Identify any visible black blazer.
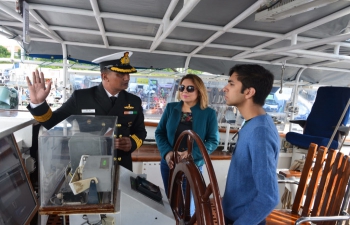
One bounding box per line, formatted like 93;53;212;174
27;83;147;171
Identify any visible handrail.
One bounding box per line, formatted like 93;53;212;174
145;120;238;133
295;215;350;225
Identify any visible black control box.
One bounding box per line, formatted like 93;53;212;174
130;176;162;202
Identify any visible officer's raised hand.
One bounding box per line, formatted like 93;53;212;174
26;69;51;104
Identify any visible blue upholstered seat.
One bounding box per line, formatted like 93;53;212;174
286;86;350;149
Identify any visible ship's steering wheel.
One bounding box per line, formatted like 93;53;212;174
168;130;225;225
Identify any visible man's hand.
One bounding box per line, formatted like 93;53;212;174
115;137;132;152
165;151;174;169
26;70;51;104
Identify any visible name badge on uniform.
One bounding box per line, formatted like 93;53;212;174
82;109;95;113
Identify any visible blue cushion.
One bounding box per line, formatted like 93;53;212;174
286;132;339;150
286;86;350;149
304;87;350;138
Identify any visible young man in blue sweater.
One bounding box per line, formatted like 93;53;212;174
222;64;280;225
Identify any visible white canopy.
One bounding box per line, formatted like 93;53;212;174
1;0;350;85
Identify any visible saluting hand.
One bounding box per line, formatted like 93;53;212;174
26;70;52;104
115;137;132;152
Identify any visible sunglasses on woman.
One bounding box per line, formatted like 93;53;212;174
179;85;195;93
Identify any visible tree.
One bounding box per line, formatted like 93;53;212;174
187;69;202;75
15;49;21;59
0;45;10;58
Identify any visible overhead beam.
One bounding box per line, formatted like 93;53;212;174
0;25;22;41
235;32;350;60
47;24;347;62
24;3;350;49
25;37;350;74
90;0;109;48
2;2;350;73
233;5;350;59
271;45;335;63
189;0;265;56
152;0;179;47
149;0;200;51
1;19;346;65
29;9;62;42
308;61;340;67
29;3;94;16
0;30;13;38
0;2;62;42
0;37;345;75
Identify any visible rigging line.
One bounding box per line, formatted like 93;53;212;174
38;61;47;67
68;62;76;68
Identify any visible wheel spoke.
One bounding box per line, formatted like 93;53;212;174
188;212;197;225
202;183;213;201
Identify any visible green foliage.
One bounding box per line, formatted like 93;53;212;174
15;49;21;59
0;45;10;58
187;69;202;75
158;68;203;74
26;56;63;69
25;57;94;69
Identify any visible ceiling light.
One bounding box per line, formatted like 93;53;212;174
255;0;343;22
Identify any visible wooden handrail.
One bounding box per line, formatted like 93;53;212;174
144;121;158;127
218;128;238;133
145;121;238;133
145;121;287;137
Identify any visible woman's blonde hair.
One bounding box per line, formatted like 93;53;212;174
176;74;208;109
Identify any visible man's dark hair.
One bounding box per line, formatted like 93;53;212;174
229;64;274;106
101;67;109;73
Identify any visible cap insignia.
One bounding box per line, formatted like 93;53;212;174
120;52;130;65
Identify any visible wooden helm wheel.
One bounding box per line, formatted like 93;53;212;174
168;130;224;225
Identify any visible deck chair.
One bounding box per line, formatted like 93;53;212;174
286;86;350;150
267;143;350;225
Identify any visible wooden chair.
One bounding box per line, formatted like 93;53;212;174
267;143;350;225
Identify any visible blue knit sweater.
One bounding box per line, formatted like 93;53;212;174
222;114;280;225
155;101;219;166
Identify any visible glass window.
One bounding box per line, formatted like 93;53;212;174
0;134;38;224
289;88;317;133
62;75;341;136
264;87;293;132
